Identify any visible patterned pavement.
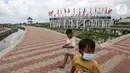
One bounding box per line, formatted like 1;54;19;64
0;26;130;73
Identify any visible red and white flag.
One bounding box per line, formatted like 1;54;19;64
105;7;108;14
64;8;67;13
48;12;50;16
54;14;56;17
86;14;89;16
107;8;112;14
95;8;97;14
89;8;92;15
76;14;78;16
48;10;53;16
60;10;63;17
68;8;70;13
78;8;81;16
90;8;92;13
98;8;101;14
73;8;75;16
83;8;86;14
82;8;86;16
57;9;59;14
101;8;104;14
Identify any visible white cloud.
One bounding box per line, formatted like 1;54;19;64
0;0;130;23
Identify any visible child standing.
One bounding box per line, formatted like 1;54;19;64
59;29;76;68
71;38;101;73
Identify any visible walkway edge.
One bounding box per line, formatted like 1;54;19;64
0;27;27;58
101;33;130;48
42;28;130;48
41;27;102;48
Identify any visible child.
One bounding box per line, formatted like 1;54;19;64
59;29;76;68
71;38;101;73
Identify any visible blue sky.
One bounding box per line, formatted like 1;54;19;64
3;0;9;4
0;0;130;24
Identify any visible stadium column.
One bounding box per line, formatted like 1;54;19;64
63;20;66;29
56;20;58;28
56;20;57;28
97;20;99;27
104;19;106;27
102;19;104;27
106;20;108;27
50;20;52;28
76;20;79;29
83;19;86;29
108;20;111;27
58;20;60;28
67;20;69;28
91;19;94;27
53;20;54;28
53;20;55;28
89;20;91;27
107;20;110;27
99;20;101;27
92;20;94;27
71;19;73;28
98;20;99;27
95;19;97;27
59;20;61;28
94;20;96;27
52;20;54;28
54;20;56;28
96;19;98;27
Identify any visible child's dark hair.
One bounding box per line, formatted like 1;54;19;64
66;29;73;34
78;38;95;52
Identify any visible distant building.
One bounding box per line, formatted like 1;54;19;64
49;16;113;29
115;18;130;25
118;19;130;23
27;17;33;24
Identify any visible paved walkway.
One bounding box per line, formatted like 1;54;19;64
0;26;130;73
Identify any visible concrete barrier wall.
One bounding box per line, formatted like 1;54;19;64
101;33;130;48
0;27;26;58
0;28;18;41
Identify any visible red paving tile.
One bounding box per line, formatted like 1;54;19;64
105;46;130;56
5;41;64;57
117;43;130;47
1;47;64;64
96;50;118;64
0;26;130;73
17;38;66;47
28;61;62;73
109;58;130;73
0;53;64;73
114;44;130;51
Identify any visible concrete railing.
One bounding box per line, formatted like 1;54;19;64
0;27;26;58
42;28;102;48
101;33;130;48
46;28;130;49
0;28;18;41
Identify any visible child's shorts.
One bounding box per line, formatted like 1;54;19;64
65;48;75;55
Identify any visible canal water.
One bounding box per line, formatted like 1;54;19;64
0;29;24;52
